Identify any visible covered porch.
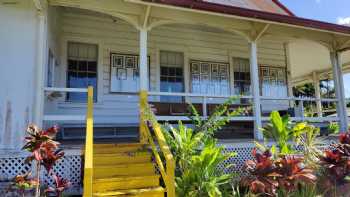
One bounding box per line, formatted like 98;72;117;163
41;0;350;142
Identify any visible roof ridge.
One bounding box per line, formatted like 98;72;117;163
271;0;295;16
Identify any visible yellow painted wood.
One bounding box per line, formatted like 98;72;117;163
84;86;94;197
139;90;148;144
94;143;147;154
144;125;175;197
93;152;151;166
93;163;155;179
139;90;176;197
93;175;160;192
93;187;164;197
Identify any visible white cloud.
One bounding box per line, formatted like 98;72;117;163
315;0;321;3
337;17;350;26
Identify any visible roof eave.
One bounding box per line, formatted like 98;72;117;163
140;0;350;36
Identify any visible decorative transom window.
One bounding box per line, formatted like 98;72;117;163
260;66;287;97
190;60;230;95
66;42;98;102
110;53;141;93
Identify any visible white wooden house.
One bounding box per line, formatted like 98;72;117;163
1;0;350;194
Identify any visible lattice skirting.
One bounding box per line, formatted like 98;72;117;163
0;141;334;195
0;151;82;196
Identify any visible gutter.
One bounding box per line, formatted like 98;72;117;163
135;0;350;36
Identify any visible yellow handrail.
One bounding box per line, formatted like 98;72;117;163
83;86;94;197
140;93;175;197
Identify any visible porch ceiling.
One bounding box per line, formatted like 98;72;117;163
49;0;350;82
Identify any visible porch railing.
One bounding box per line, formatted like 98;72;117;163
43;87;94;196
147;91;339;122
140;97;175;197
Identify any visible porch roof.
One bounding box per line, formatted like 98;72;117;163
141;0;350;36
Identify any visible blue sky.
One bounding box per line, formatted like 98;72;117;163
280;0;350;97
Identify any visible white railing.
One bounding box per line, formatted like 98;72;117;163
43;87;89;121
148;91;253;120
148;92;340;122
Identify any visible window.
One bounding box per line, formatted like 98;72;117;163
47;50;55;87
260;66;287;97
66;42;98;102
110;53;146;93
160;51;184;102
233;58;251;95
190;60;230;95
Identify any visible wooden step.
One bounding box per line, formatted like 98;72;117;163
94;151;151;166
93;175;160;193
94;143;148;154
93;187;164;197
93;163;156;179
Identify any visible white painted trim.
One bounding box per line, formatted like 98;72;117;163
249;41;263;140
313;72;322;117
34;12;48;127
331;51;348;132
43;115;86;121
139;29;149;91
44;87;88;93
148;91;253;99
155;116;255;121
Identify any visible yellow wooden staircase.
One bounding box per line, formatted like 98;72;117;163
82;88;175;197
92;143;164;196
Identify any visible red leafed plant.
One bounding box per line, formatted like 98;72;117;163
319;132;350;185
45;175;71;197
9;124;70;197
241;148;316;196
274;155;316;193
8;172;38;197
240;149;280;195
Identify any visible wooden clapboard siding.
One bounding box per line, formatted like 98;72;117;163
49;8;288;124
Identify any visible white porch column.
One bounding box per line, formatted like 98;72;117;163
139;28;148;144
34;12;47;127
330;51;348;132
139;29;149;91
250;42;263;140
312;72;322;117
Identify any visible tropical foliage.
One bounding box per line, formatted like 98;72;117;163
145;97;240;197
8;124;70;197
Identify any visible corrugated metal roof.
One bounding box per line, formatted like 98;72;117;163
203;0;293;16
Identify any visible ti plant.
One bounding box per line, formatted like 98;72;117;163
9;124;70;197
319;132;350;187
241;148;316;197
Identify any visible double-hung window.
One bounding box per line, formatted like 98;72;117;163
66;42;98;102
233;58;251;95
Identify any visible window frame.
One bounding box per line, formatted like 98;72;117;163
66;42;98;102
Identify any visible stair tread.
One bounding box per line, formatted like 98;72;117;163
94;175;160;182
94;151;151;157
93;187;164;196
94;162;154;168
